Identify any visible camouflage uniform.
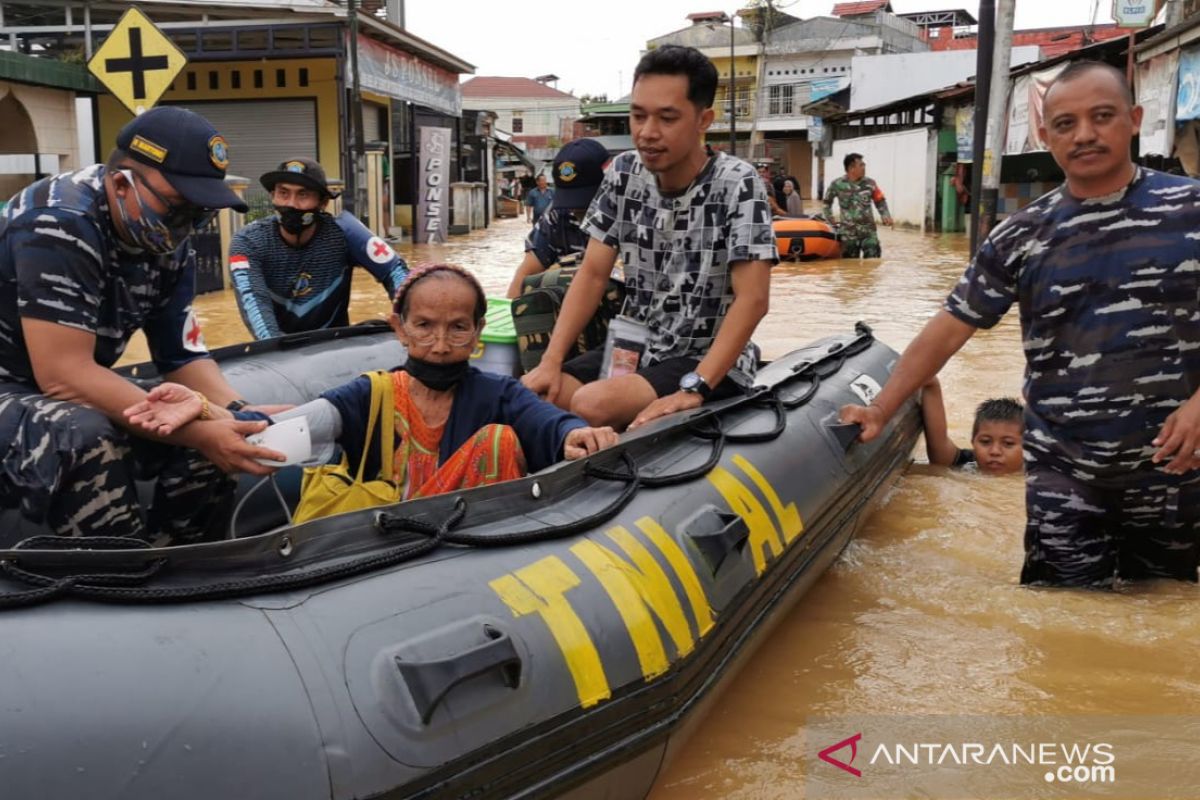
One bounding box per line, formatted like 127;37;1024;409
945;168;1200;587
822;176;891;258
0;166;235;543
0;388;233;542
523;207;590;269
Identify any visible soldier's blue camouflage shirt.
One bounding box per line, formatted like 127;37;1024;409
524;208;589;269
0;165;208;388
945;167;1200;484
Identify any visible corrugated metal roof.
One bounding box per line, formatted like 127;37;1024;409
461;77;577;100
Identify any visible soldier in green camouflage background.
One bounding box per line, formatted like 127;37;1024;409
821;152;893;258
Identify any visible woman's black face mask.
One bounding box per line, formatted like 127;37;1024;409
403;355;470;392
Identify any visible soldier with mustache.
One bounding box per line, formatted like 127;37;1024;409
842;61;1200;589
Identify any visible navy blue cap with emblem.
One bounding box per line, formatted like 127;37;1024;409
551;137;610;210
116;106;248;213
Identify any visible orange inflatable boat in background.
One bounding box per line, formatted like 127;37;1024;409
773;217;841;261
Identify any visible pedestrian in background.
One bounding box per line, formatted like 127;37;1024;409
822;152;893;257
525;173;555;226
782;179;803;216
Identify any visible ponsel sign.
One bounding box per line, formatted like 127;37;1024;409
416;126;451;244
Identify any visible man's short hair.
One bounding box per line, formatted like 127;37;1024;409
633;45;718;109
972;397;1024;437
1045;60;1133;108
843;152;863;172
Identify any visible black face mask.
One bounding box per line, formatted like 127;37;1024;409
404;356;470;392
274;205;318;235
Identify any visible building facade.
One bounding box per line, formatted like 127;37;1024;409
1;0;473;242
0;50;94;203
461;77;581;164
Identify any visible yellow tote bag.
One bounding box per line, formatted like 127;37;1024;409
293;370;401;523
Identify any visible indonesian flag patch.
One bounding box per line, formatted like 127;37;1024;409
182;308;207;353
230;254;250;271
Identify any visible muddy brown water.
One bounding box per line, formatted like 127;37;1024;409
123;216;1200;798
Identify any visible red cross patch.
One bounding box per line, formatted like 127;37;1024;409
366;236;394;264
182;308;207;353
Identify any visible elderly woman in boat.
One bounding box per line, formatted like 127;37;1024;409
125;264;617;508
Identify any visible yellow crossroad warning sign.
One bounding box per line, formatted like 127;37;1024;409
88;6;187;116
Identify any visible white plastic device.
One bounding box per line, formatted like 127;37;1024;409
245;416;313;467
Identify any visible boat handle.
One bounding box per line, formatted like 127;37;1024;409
685;505;751;574
826;422;862;453
394;623;522;725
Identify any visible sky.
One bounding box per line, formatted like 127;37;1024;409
405;0;1120;100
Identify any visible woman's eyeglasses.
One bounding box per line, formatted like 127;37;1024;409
402;319;476;347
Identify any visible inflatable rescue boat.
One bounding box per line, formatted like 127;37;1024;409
0;304;918;800
773;216;841;261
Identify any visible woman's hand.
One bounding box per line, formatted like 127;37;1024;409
564;426;618;460
124;382;205;436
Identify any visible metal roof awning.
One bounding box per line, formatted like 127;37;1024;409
800;86;850;118
493;139;538;172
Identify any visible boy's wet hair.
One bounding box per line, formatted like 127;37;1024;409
393;263;487;324
972;397;1024;438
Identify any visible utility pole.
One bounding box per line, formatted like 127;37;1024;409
978;0;1015;244
347;0;365;217
968;0;995;256
729;14;737;157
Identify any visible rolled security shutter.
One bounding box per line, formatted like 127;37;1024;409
363;102;387;144
168;100;318;184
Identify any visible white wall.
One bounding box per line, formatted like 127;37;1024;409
75;97;95;165
850;46;1041;111
821;128;934;230
0;81;81;200
2;82;81;170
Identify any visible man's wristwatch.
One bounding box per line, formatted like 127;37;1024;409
678;371;712;401
226;399;249;412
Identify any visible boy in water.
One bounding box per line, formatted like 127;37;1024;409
920;377;1023;474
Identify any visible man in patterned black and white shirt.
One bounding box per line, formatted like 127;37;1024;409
521;45;776;431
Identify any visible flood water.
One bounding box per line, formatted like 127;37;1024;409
127;215;1200;798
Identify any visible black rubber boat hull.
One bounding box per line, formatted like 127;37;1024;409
0;324;919;800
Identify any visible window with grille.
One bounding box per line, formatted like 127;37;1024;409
768;84;794;116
